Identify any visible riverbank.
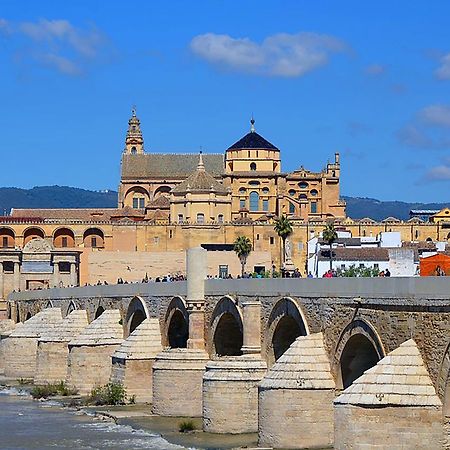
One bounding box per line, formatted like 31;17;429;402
0;379;259;450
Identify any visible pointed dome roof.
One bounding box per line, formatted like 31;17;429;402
227;118;278;151
259;333;335;390
39;310;89;343
69;309;123;346
335;339;441;407
172;153;229;195
113;318;162;360
10;308;62;338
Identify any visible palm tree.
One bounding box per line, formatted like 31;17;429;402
274;215;293;266
233;236;252;277
322;222;338;271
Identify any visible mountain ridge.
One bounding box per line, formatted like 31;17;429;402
0;186;447;221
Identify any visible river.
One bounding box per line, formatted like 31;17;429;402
0;388;189;450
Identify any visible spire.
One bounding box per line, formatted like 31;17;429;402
197;151;205;172
124;106;144;154
250;115;255;133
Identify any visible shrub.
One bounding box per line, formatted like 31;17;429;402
178;419;195;433
31;381;78;399
88;382;127;406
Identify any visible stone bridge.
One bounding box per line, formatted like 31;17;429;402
2;247;450;449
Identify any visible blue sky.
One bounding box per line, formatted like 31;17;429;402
1;0;450;202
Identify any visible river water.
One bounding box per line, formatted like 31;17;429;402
0;388;190;450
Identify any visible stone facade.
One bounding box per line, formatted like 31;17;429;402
152;348;209;417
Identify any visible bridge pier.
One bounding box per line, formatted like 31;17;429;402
35;310;89;385
152;247;209;416
258;333;335;449
203;299;267;433
334;339;443;449
66;309;123;395
0;319;18;375
3;308;62;379
110;318;162;403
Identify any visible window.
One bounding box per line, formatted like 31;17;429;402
218;214;224;223
270;236;274;245
249;191;259;211
250;162;257;171
131;146;137;154
133;197;139;208
240;199;246;209
59;262;70;273
91;237;97;248
256;234;260;240
299;194;307;200
219;265;228;279
262;187;269;194
2;237;8;248
197;213;205;224
133;197;145;208
262;199;269;211
310;189;318;196
249;180;260;186
374;263;379;270
238;187;246;194
3;261;14;273
178;214;183;223
415;230;419;239
289;202;295;214
298;181;309;189
288;189;296;196
311;201;317;214
62;237;68;248
169;230;173;238
139;198;145;208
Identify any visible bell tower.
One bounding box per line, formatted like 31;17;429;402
124;106;144;155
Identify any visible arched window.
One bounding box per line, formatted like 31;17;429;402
262;187;269;194
299;194;307;200
131;146;137;154
250;162;257;171
218;214;224;223
23;227;45;245
289;202;295;214
196;213;205;224
53;228;75;248
249;191;259;211
0;228;15;248
310;189;318;196
238;187;246;194
298;181;309;189
83;228;105;248
288;189;296;197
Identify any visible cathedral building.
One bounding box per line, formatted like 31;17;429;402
118;109;346;223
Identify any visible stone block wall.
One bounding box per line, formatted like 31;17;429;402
258;388;335;449
334;404;443;450
3;336;38;379
35;341;70;385
67;344;121;395
110;358;153;403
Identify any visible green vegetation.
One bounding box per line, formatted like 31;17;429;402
233;236;252;277
31;381;78;399
178;419;195;433
336;265;380;278
322;222;338;270
88;382;127;406
274;215;292;265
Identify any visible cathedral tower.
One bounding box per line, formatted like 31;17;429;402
124;107;144;155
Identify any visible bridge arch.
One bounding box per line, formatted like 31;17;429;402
210;296;243;357
44;300;54;309
334;318;385;389
266;297;309;366
164;296;188;348
125;296;149;337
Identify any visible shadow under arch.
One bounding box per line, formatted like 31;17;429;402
266;297;309;366
165;296;188;348
44;300;54;309
66;300;77;317
25;311;32;321
126;296;149;337
210;296;243;357
334;318;385;389
94;305;105;320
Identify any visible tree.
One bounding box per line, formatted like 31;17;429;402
233;236;252;277
274;215;293;266
322;222;338;271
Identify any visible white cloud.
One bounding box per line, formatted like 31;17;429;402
1;18;105;76
424;164;450;181
420;104;450;128
435;53;450;80
190;32;346;77
396;124;433;148
364;64;386;76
